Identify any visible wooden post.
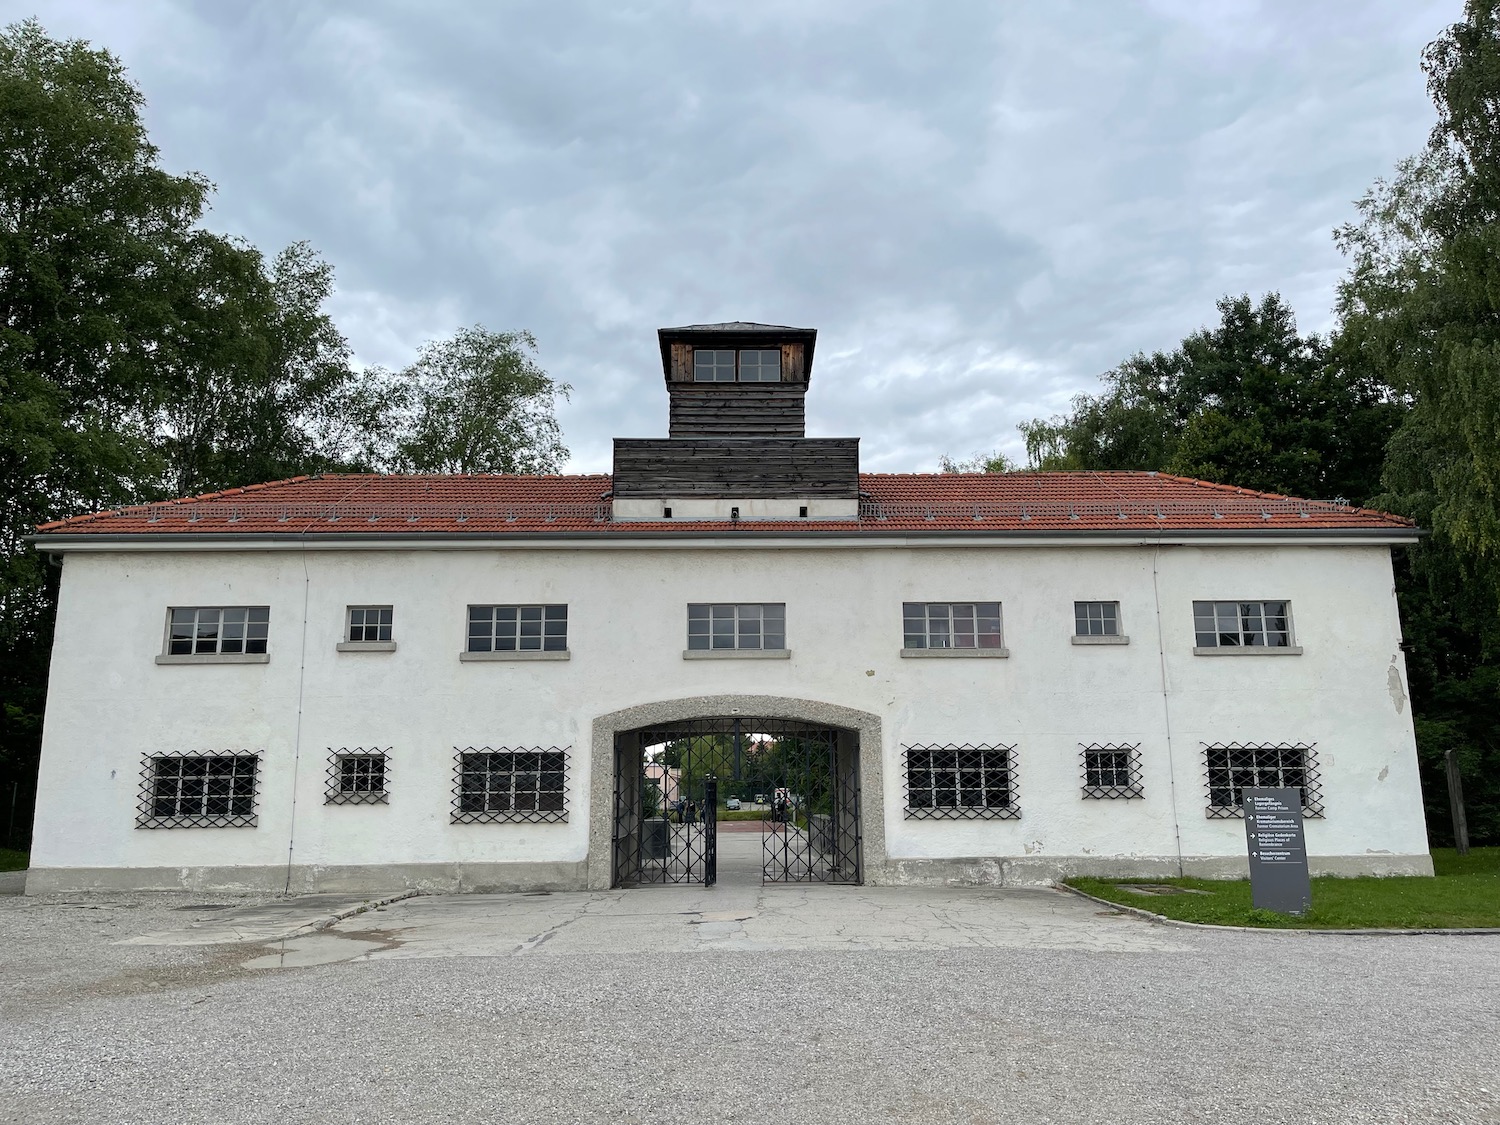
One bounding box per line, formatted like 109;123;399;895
1445;747;1470;856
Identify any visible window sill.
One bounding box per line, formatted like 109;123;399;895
899;648;1009;659
460;650;571;662
336;641;397;653
155;653;269;665
682;649;791;660
1193;646;1303;657
1072;635;1129;646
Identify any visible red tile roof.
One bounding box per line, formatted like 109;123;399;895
32;471;1414;537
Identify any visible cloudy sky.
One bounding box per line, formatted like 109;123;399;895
21;0;1464;471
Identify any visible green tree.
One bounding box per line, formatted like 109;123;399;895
150;238;376;495
1333;0;1500;844
1017;293;1399;505
387;326;570;474
940;450;1018;473
0;19;216;842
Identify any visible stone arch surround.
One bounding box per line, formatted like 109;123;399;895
587;695;886;890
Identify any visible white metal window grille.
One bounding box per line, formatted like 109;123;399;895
325;748;390;805
137;753;259;828
902;602;1003;650
693;349;737;381
1204;743;1323;818
467;605;568;652
687;603;786;650
1081;743;1143;798
902;744;1019;819
1074;601;1120;637
737;349;781;381
1193;601;1291;648
346;606;392;643
166;607;269;655
452;748;569;824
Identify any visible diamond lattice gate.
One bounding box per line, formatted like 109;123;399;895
611;717;862;887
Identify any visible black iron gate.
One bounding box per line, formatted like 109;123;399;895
611;717;862;887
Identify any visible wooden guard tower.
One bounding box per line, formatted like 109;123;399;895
611;322;860;520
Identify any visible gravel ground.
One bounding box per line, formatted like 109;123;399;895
1;891;1497;1125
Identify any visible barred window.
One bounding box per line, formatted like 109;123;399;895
468;605;568;652
1081;743;1142;798
903;744;1019;819
1074;601;1120;637
902;603;1003;650
1193;601;1291;648
452;748;569;824
346;606;393;643
166;607;269;656
326;748;390;805
1204;743;1323;818
137;753;259;828
687;603;785;651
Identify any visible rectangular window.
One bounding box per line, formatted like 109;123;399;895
902;744;1019;819
166;607;269;656
687;603;785;651
738;349;781;381
325;748;390;805
1081;743;1143;799
346;606;393;643
452;748;569;824
902;602;1003;650
137;753;259;828
693;349;737;382
1204;743;1323;818
468;605;568;652
692;348;782;382
1074;601;1120;637
1193;601;1291;648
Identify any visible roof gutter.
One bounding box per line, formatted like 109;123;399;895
27;526;1424;552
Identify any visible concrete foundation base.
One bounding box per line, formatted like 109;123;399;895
872;852;1436;886
24;861;590;896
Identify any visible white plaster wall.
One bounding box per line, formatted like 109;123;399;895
31;540;1428;876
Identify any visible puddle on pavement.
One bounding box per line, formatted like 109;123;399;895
239;927;406;971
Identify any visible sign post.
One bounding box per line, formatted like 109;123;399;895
1242;787;1311;915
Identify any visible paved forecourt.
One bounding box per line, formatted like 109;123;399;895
0;879;1496;1125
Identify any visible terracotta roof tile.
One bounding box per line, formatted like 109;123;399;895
32;471;1414;537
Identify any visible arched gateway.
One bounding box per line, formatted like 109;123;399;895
586;696;886;890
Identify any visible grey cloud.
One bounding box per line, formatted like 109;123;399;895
34;0;1462;470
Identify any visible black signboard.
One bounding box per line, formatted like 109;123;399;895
1242;787;1312;915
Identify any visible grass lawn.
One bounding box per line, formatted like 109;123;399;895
0;848;28;872
1067;847;1500;929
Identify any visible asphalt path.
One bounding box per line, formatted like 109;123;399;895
0;873;1495;1125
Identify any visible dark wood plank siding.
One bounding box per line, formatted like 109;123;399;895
613;438;859;497
780;343;804;383
668;343;694;383
667;384;806;437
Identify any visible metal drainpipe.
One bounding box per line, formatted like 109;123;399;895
1151;538;1187;878
283;538;312;895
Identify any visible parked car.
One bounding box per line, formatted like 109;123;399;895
725;798;742;811
753;794;766;804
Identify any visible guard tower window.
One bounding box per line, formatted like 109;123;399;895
694;349;735;381
738;349;781;381
693;348;781;382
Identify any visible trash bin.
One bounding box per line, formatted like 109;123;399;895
642;816;670;861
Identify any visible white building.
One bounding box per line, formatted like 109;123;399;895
26;323;1430;893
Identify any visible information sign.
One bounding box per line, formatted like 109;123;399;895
1242;787;1311;915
